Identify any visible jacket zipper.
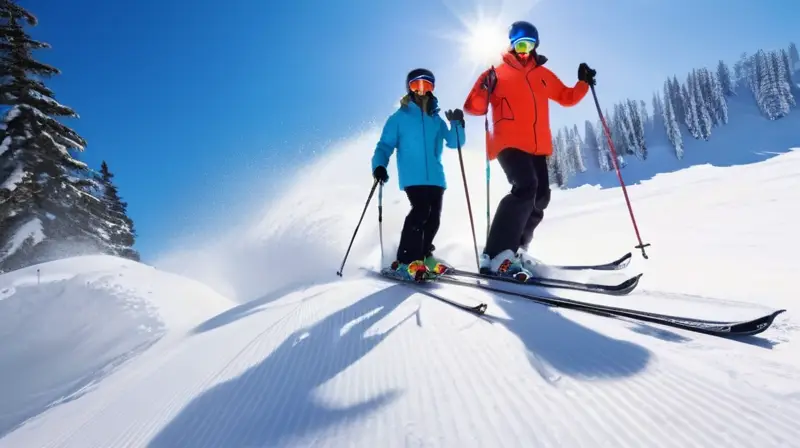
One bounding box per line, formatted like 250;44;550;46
420;107;429;181
524;66;539;154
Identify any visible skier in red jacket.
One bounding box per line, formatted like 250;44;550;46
463;21;596;280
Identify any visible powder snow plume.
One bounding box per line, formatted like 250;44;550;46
153;124;521;303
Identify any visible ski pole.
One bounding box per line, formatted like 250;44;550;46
378;181;384;266
336;178;380;276
455;122;480;270
484;73;493;241
589;84;651;259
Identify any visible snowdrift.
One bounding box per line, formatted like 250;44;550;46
0;255;233;437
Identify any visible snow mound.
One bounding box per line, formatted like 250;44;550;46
0;255;234;437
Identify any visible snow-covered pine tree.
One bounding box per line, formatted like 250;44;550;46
698;68;720;127
554;128;575;182
681;79;700;139
598;114;626;169
93;161;139;261
757;50;791;119
716;60;735;96
710;71;729;125
570;124;586;172
789;42;799;72
772;50;796;108
626;99;647;159
584;120;608;171
0;1;95;271
691;70;712;139
547;137;565;187
749;51;765;107
639;100;649;129
670;76;686;124
733;54;745;87
613;103;636;155
661;81;684;159
781;48;800;98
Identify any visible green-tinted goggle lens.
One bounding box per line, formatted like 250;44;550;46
513;38;536;54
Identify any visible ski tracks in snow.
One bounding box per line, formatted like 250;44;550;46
3;278;800;447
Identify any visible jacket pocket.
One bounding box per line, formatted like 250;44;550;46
492;97;515;125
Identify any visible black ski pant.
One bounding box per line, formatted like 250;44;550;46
483;148;551;259
396;185;445;264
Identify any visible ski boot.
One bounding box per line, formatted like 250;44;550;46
516;248;547;276
480;249;533;282
423;254;451;279
388;259;429;282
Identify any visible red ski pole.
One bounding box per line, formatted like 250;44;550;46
589;84;651;259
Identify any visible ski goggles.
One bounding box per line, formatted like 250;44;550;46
512;37;537;54
408;77;434;95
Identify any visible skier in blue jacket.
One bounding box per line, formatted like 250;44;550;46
371;68;466;281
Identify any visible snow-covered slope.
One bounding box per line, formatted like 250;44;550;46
1;138;798;447
0;256;233;438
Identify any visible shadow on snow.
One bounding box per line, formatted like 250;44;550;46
149;284;416;448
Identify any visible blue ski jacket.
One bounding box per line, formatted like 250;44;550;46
371;94;466;190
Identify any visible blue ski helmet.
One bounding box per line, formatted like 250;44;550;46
508;21;539;48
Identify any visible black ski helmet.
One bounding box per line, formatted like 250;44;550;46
508;21;539;48
406;68;435;92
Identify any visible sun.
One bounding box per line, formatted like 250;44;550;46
436;10;510;73
460;18;509;69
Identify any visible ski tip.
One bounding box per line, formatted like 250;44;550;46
615;273;643;289
770;309;787;319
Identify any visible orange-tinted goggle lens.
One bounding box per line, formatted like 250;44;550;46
409;78;434;94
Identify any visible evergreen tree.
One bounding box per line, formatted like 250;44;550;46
692;70;712;139
772;50;796;108
547;137;565;187
584;120;607;171
0;1;94;271
570;124;586;172
554;128;574;181
670;76;686;124
681;80;700;138
710;71;729;125
716;60;735;96
93;161;139;261
626;99;647;159
661;81;684;159
789;42;799;72
757;50;791;119
697;68;719;127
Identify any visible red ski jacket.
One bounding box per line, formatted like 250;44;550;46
464;51;589;160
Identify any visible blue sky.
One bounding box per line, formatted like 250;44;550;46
26;0;798;260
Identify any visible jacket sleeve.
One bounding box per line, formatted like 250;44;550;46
541;67;590;107
463;69;491;116
371;112;399;171
440;116;466;149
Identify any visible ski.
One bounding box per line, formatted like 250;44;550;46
444;268;643;296
547;252;633;271
436;275;785;337
366;268;488;315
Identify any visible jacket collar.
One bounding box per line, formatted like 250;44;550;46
400;92;440;115
502;50;548;71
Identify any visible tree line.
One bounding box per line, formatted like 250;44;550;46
0;0;138;273
547;42;800;185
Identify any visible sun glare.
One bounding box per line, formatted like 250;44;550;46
461;18;508;68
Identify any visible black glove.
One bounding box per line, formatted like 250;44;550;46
578;63;596;86
373;165;388;183
445;108;465;128
480;67;497;94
